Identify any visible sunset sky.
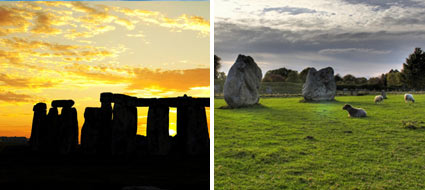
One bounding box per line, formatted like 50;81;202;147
215;0;425;78
0;1;210;138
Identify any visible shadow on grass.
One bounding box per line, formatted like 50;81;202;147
299;99;342;104
218;103;270;110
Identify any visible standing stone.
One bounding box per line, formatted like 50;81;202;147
46;107;60;152
176;105;209;156
147;105;170;155
302;67;336;101
30;103;47;151
111;103;137;156
100;92;113;154
223;54;262;108
381;90;387;99
81;107;102;154
59;107;78;154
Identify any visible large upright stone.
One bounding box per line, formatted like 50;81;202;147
223;54;262;108
46;107;60;152
100;92;113;154
111;103;137;156
30;103;47;151
81;107;102;154
302;67;336;101
59;107;78;154
147;105;170;155
176;105;209;156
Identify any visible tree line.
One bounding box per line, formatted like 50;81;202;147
214;48;425;90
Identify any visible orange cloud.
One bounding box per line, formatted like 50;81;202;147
0;90;34;102
31;12;61;34
128;68;210;91
0;74;58;89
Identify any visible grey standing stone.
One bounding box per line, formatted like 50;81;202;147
381;90;387;99
100;92;113;154
147;105;170;155
223;54;262;108
302;67;336;101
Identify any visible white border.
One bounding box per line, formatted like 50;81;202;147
209;0;214;189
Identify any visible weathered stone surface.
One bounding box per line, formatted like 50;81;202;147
223;54;262;108
51;100;74;108
147;105;170;155
81;107;102;154
30;103;47;151
302;67;336;101
111;103;137;156
58;107;78;154
176;105;209;156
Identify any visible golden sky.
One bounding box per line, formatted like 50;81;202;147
0;1;210;138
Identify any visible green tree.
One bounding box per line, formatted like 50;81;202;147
401;47;425;89
342;74;356;85
386;71;402;88
299;67;312;82
286;71;300;83
214;55;221;79
334;74;343;83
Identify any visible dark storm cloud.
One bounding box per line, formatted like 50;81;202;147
263;6;317;15
215;22;425;77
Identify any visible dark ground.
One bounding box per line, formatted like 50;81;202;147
0;144;209;190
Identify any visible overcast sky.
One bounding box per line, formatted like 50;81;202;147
215;0;425;78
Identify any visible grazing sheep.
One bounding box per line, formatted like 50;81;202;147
374;95;384;104
404;94;415;103
342;104;367;117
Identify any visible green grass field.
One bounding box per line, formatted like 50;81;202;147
215;94;425;190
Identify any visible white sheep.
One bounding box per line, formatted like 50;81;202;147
404;94;415;103
374;95;384;104
342;104;367;117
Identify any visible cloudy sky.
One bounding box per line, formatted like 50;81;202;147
215;0;425;78
0;1;209;137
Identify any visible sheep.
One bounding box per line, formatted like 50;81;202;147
342;104;367;117
404;93;415;103
374;95;384;104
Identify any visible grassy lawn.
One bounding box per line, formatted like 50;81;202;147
215;94;425;190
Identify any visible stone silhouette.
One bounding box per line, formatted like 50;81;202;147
111;94;138;156
31;93;210;157
81;108;102;154
302;67;336;101
147;105;170;155
223;54;262;108
30;103;47;151
30;100;78;154
52;100;79;154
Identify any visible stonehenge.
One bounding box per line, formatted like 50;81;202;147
29;100;78;154
31;93;210;157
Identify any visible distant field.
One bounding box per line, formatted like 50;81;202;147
215;94;425;189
